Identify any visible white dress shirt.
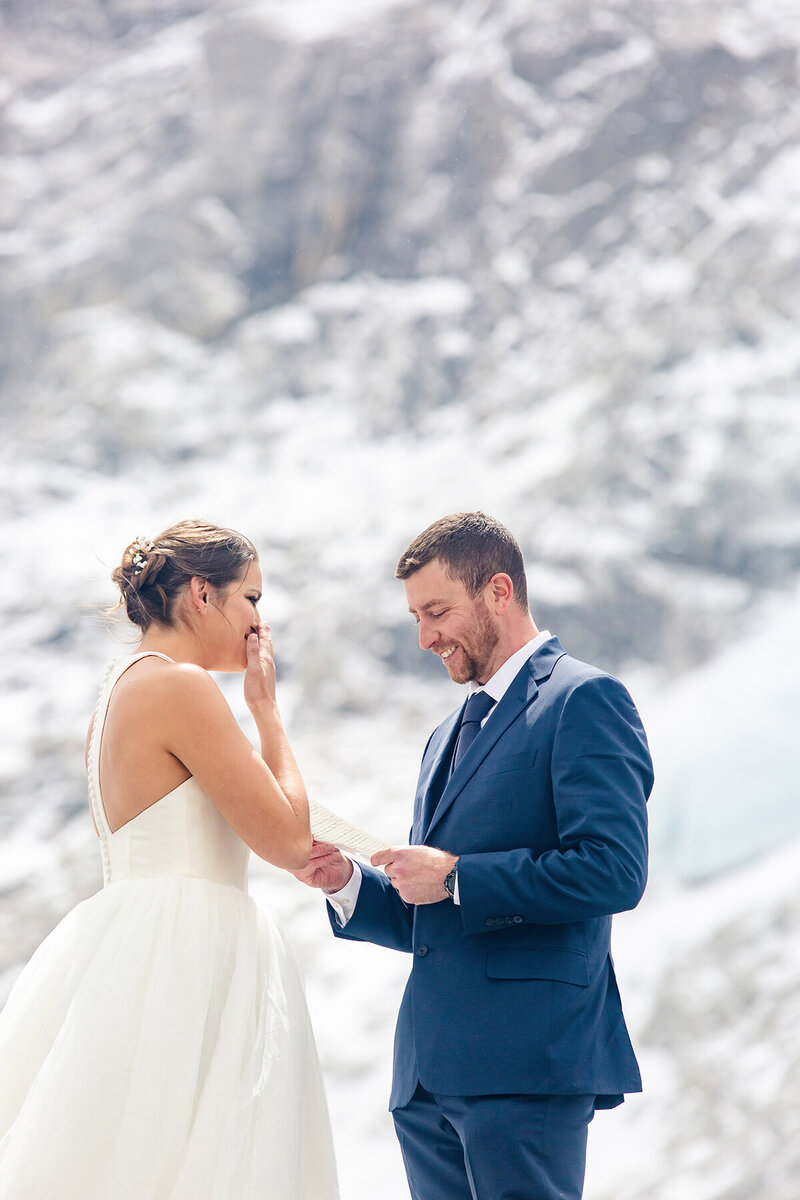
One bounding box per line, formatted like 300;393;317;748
326;631;552;923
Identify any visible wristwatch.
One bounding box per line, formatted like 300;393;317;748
443;864;458;899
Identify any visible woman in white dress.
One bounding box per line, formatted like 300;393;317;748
0;519;338;1200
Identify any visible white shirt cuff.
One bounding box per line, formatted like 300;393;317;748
325;859;362;926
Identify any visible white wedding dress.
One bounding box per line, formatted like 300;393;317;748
0;653;339;1200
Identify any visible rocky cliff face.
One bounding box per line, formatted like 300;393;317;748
2;3;800;1197
3;0;800;676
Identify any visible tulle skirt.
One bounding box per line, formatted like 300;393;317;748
0;877;338;1199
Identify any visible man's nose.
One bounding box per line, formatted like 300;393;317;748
418;620;436;651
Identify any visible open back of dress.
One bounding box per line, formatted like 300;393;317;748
0;654;338;1200
89;653;249;890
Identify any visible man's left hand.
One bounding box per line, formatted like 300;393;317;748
371;845;457;905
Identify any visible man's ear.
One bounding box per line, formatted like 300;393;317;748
486;573;514;614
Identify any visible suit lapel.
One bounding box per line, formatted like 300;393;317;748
423;637;566;841
412;706;463;843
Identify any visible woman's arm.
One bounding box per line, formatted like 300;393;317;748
153;628;312;869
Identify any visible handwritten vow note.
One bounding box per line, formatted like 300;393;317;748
309;798;391;859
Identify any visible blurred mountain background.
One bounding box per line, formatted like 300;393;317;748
2;0;799;1195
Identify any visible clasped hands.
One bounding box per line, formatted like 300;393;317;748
292;841;457;905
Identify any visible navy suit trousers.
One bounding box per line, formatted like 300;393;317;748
393;1084;596;1200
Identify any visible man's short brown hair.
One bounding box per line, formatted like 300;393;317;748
395;512;529;610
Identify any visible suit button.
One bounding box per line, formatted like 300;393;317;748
415;944;429;957
513;916;523;924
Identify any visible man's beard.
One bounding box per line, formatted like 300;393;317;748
447;603;499;685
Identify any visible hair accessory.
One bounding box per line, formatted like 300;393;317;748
128;538;156;575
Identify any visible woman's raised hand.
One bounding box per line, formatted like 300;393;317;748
244;623;277;715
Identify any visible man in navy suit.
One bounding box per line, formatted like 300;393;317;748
295;512;653;1199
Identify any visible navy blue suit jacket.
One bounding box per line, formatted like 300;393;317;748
329;637;653;1110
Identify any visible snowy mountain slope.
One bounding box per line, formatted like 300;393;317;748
585;833;800;1200
3;1;800;1196
3;0;800;839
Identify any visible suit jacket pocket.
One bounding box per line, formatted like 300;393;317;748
486;946;589;987
474;749;538;780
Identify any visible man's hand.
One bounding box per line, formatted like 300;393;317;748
371;845;457;905
291;841;354;892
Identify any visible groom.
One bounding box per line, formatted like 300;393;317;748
295;512;653;1199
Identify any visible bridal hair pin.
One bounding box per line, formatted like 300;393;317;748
128;538;156;575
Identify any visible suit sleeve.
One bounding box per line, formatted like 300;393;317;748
327;861;415;952
456;674;653;933
327;725;442;953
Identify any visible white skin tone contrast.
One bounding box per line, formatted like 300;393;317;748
293;556;538;904
86;559;313;870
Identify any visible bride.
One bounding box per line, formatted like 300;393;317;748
0;519;339;1199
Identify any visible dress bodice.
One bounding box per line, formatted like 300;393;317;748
88;653;249;891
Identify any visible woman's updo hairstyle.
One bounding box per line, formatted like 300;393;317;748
111;519;258;632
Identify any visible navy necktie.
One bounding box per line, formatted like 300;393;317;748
453;691;496;770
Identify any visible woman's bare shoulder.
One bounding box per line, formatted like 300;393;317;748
119;655;215;692
103;658;230;734
136;658;238;729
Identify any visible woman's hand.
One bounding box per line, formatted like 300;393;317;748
243;623;277;715
291;841;354;892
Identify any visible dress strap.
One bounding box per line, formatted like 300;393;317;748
87;652;174;883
